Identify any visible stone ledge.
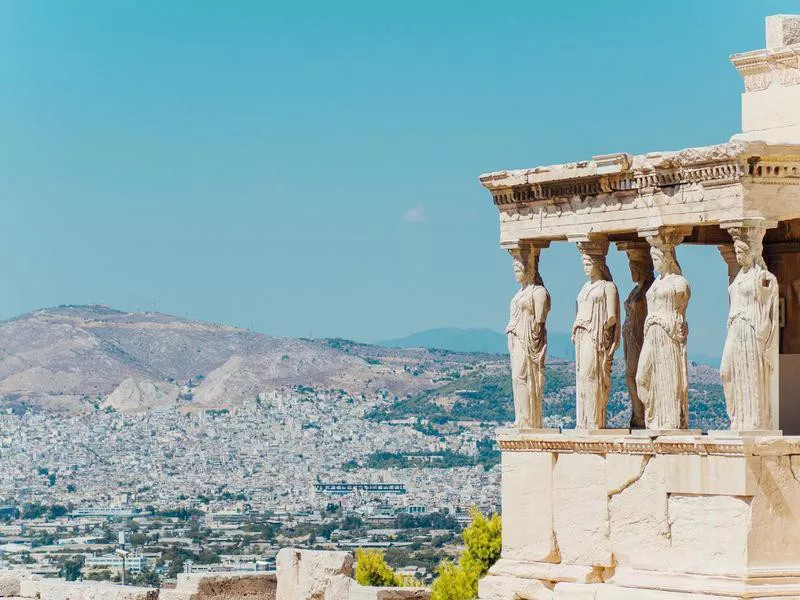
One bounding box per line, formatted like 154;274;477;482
608;566;800;597
488;559;603;584
479;568;800;599
496;431;800;457
18;578;158;600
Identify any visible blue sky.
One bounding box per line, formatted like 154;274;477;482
0;1;795;358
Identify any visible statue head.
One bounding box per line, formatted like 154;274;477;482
728;227;766;270
627;251;654;285
577;239;612;282
647;233;683;276
510;246;542;286
733;239;754;269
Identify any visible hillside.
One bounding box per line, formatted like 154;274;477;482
0;305;728;429
0;306;483;414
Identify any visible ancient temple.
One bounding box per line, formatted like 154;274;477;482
479;15;800;600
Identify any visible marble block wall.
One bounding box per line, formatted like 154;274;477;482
481;431;800;599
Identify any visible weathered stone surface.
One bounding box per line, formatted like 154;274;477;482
174;572;277;600
323;575;353;600
668;494;751;577
277;549;353;600
664;454;759;496
608;456;670;572
749;455;800;569
594;587;729;600
18;579;158;600
489;559;602;584
605;453;647;495
277;549;301;600
351;586;429;600
553;453;612;566
478;575;553;600
766;14;800;48
551;583;600;600
501;452;558;563
323;575;429;600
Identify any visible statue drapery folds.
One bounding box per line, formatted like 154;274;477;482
572;239;620;429
506;244;551;429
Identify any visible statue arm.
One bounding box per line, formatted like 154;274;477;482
532;287;550;324
762;273;779;353
677;278;691;340
529;288;549;360
604;284;618;329
604;284;620;354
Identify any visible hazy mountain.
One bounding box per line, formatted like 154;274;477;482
377;327;576;360
0;305;484;415
0;306;724;427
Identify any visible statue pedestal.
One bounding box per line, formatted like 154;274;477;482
482;431;800;599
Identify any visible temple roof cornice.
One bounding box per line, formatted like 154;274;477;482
480;140;800;204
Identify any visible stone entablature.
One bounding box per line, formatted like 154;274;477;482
732;43;800;93
480;140;800;246
496;430;800;457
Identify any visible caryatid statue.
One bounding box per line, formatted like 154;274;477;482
636;229;691;430
506;243;551;429
617;242;655;429
572;238;619;429
720;227;779;430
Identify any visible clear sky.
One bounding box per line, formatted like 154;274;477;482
0;1;795;358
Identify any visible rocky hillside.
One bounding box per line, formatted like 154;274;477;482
0;305;728;429
0;305;486;415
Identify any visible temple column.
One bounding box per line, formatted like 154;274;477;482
720;223;781;431
763;242;800;434
636;226;692;430
504;240;552;430
568;234;620;430
615;242;654;428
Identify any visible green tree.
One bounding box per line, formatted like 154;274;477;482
430;508;501;600
354;549;419;587
355;549;398;587
130;569;160;587
60;556;84;581
429;561;474;600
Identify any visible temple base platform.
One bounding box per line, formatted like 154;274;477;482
482;430;800;600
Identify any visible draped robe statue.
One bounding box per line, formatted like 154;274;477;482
572;246;619;429
720;230;779;430
620;248;654;428
506;247;551;429
636;240;690;430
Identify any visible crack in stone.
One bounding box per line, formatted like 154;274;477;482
789;455;800;487
607;455;652;499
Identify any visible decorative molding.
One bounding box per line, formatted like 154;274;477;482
496;433;800;457
731;46;800;93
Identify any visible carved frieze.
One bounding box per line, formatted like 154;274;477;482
496;433;800;457
481;141;800;244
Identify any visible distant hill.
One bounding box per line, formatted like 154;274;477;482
377;327;576;360
0;306;723;427
0;305;483;415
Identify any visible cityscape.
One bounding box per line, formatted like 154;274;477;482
0;386;499;583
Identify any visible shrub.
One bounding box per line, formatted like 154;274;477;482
354;549;420;587
430;508;501;600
